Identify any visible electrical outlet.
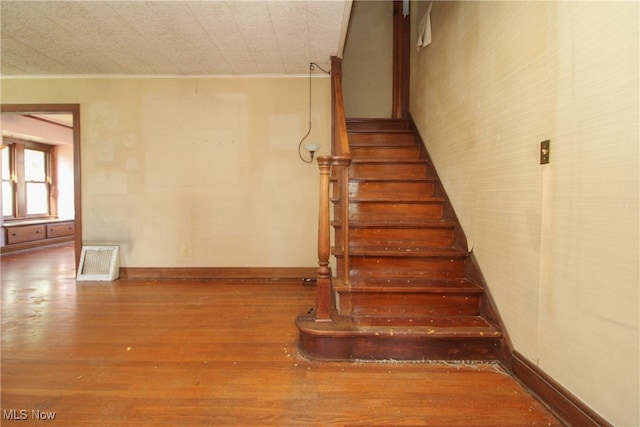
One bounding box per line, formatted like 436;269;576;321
540;140;550;164
180;246;189;257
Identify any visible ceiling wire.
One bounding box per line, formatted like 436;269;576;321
298;62;330;163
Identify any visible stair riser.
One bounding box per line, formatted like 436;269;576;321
346;181;435;200
350;202;443;221
347;119;411;132
349;133;415;146
349;164;428;180
346;257;466;279
351;146;421;160
345;227;455;247
337;292;481;317
298;333;501;361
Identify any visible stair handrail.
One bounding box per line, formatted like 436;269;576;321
330;57;350;158
330;57;352;289
314;57;351;322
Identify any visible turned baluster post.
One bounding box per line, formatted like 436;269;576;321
331;157;351;285
315;156;332;322
342;166;350;285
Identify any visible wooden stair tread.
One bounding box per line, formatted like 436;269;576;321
355;316;501;334
332;177;434;183
350;243;464;254
332;198;444;204
346;196;436;202
334;244;466;256
337;246;467;258
298;315;501;338
348;177;435;182
334;219;454;228
346;198;445;204
351;158;425;164
348;163;430;180
334;278;483;293
350;142;416;147
349;131;416;137
347;129;414;135
346;118;411;131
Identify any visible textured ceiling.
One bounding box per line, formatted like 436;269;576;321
0;0;352;76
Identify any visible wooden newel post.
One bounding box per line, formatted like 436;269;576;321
315;156;332;322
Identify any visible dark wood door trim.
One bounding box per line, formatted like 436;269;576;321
1;104;82;269
392;0;411;119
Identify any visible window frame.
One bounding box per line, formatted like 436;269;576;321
2;137;57;221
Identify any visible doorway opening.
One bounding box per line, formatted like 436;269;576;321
1;104;82;269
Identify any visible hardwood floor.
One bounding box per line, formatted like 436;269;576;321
1;245;560;426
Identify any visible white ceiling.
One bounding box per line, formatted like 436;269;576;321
0;0;352;76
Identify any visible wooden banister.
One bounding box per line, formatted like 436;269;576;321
331;58;350;158
314;57;351;322
331;58;351;287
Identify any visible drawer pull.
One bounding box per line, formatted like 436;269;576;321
11;233;17;236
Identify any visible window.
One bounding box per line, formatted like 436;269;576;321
2;138;55;220
24;148;49;215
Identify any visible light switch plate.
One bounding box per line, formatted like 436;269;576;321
540;140;550;164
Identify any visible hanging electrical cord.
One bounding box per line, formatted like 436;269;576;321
298;62;330;163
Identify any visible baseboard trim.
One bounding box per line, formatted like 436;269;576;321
464;251;515;370
119;267;318;280
511;351;612;427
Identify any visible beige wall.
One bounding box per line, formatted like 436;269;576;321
410;1;639;425
342;0;393;118
1;76;330;267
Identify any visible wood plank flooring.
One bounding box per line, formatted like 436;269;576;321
1;244;560;426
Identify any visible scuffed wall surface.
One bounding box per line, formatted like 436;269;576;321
2;77;330;268
410;1;639;425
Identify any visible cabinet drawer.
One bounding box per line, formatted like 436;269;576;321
47;222;75;238
6;225;46;244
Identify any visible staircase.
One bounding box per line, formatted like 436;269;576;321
296;119;504;361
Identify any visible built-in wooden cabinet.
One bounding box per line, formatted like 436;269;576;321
2;220;75;253
6;224;46;244
46;222;75;239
